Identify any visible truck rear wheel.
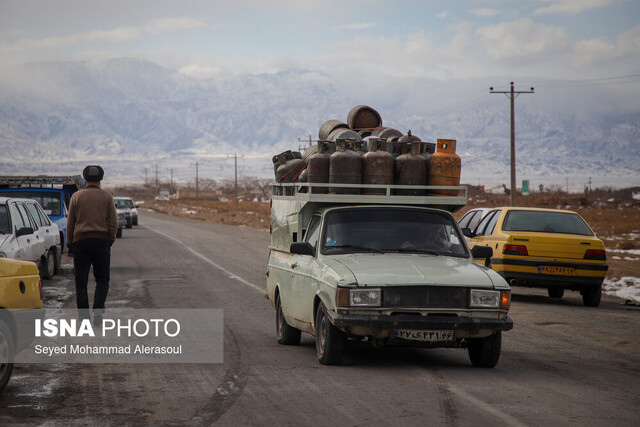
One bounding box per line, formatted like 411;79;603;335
116;228;122;238
0;320;15;392
276;295;301;345
315;302;346;365
468;331;501;368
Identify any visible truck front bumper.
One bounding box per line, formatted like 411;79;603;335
326;310;513;339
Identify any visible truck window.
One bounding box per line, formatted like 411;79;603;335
0;191;62;216
304;215;322;249
322;208;468;256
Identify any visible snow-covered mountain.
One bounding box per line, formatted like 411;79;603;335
1;58;638;190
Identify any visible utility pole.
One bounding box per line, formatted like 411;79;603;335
227;153;244;210
169;168;174;194
154;164;159;195
490;82;534;207
191;161;199;204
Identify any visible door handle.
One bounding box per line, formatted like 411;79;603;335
291;262;298;269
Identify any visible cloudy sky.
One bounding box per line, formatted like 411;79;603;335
1;0;639;83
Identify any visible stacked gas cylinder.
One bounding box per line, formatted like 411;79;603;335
273;105;461;196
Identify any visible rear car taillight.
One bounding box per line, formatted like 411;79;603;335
584;249;606;260
503;244;528;256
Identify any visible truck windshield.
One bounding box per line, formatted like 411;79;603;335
321;208;468;257
0;191;62;216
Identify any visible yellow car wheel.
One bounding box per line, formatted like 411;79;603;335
0;319;15;392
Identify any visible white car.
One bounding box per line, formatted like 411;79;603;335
114;196;138;226
0;197;48;278
20;199;62;279
457;208;492;234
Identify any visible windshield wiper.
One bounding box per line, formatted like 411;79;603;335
324;244;385;253
382;248;440;255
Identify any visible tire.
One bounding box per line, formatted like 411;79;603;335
582;285;602;307
315;302;346;365
133;217;138;226
126;218;133;229
276;295;301;345
42;249;55;280
116;227;122;238
548;287;565;299
54;247;62;274
468;331;502;368
0;319;15;392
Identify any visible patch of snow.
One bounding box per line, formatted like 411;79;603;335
603;277;640;303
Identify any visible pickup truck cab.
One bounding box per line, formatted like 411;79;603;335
267;183;512;367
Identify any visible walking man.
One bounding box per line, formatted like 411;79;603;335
67;165;118;326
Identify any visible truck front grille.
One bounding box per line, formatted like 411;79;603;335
383;286;468;310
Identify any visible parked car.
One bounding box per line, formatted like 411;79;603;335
20;199;62;279
0;257;44;392
457;208;492;234
0;197;48;276
464;207;608;307
114;198;133;229
114;204;126;238
114;197;138;226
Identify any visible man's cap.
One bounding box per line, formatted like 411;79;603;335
83;165;104;182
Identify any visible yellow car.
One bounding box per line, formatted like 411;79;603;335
0;257;43;391
463;207;608;307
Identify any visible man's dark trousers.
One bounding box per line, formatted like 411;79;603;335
72;238;111;309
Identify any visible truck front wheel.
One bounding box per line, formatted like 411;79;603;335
315;302;346;365
276;295;301;345
468;331;501;368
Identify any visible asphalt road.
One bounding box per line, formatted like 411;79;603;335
1;209;638;426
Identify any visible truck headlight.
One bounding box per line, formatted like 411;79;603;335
347;288;381;307
470;289;501;308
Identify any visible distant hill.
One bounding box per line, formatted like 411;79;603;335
1;57;638;189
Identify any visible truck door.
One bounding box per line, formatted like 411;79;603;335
289;215;322;324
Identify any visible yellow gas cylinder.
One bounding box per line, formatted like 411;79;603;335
428;139;461;196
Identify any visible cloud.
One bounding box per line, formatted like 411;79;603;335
469;8;502;17
332;23;376;31
4;17;206;52
534;0;619;15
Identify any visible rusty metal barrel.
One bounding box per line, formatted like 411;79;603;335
276;151;303;183
394;141;427;195
308;140;331;194
327;128;362;142
347;105;382;130
329;139;362;194
319;119;349;141
363;137;394;195
428;139;461;196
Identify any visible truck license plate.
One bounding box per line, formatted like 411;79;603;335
538;265;575;276
393;329;454;342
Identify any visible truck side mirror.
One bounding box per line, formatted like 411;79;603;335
461;227;474;238
290;242;315;256
471;245;492;259
16;226;34;237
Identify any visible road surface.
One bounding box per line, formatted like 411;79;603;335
1;209;638;426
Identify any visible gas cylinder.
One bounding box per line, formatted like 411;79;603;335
276;152;303;183
370;127;402;154
363;137;394;195
397;130;422;158
329;139;362;194
319;119;349;140
428;139;461;196
307;140;331;194
273;150;293;180
394;141;427;195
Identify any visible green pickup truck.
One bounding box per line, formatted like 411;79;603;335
266;183;513;367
